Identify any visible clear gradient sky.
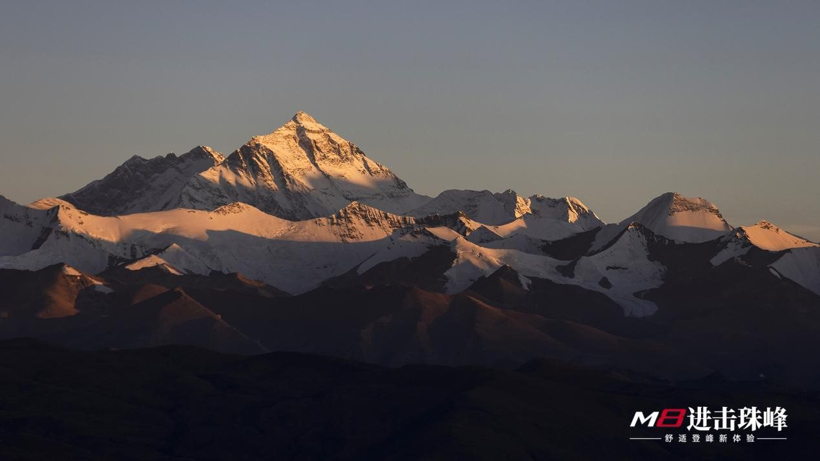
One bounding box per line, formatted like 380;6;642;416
1;1;818;239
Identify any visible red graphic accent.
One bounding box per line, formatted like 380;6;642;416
656;409;687;427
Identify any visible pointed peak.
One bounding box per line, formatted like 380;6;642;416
667;192;715;208
0;195;16;206
625;221;647;231
621;221;666;239
525;194;604;229
340;200;365;210
124;154;148;165
249;111;331;143
482;264;525;286
287;111;330;132
466;225;503;244
162;243;186;253
621;192;732;243
654;191;682;200
334;201;390;216
327;201;416;232
184;146;224;163
530;195;591;210
564;196;590;209
752;220;776;229
733;219;819;251
292;110;318;124
643;192;724;219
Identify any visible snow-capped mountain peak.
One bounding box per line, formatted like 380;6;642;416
175;112;430;220
409;189;518;225
248;111;335;146
664;192;725;219
494;189;532;219
57;112;429;220
61;146;225;216
710;219;819;265
290;110;326;130
528;195;604;230
186;145;225;163
733;220;816;251
594;192;733;250
409;189;603;231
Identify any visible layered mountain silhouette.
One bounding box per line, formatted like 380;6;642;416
1;338;815;460
2;112;820;389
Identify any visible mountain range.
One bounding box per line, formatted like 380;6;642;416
60;111;429;220
2;112;820;387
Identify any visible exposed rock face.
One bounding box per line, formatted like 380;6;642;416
61;146;225;216
409;189;529;225
528;195;604;231
62;112;429;220
324;202;417;242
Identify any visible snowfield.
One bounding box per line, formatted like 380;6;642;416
3;186;817;316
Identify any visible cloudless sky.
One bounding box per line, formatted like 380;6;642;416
1;1;818;239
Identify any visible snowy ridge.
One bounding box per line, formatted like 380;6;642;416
711;220;819;266
740;220;817;251
409;189;603;231
409;189;530;225
3;187;817;316
1;195;56;257
439;235;564;295
61;112;429;221
528;195;604;231
466;226;504;244
490;214;594;242
126;243;212;276
0;198;449;295
592;192;733;251
409;190;603;246
0;199;153;273
478;233;550;254
61;146;225;216
422;222;664;316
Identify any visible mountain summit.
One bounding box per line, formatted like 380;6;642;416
291;110;322;127
61;146;225;216
62;112;430;220
409;189;603;229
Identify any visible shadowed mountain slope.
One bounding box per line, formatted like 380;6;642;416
0;339;814;460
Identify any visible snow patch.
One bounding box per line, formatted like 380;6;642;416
770;247;820;296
